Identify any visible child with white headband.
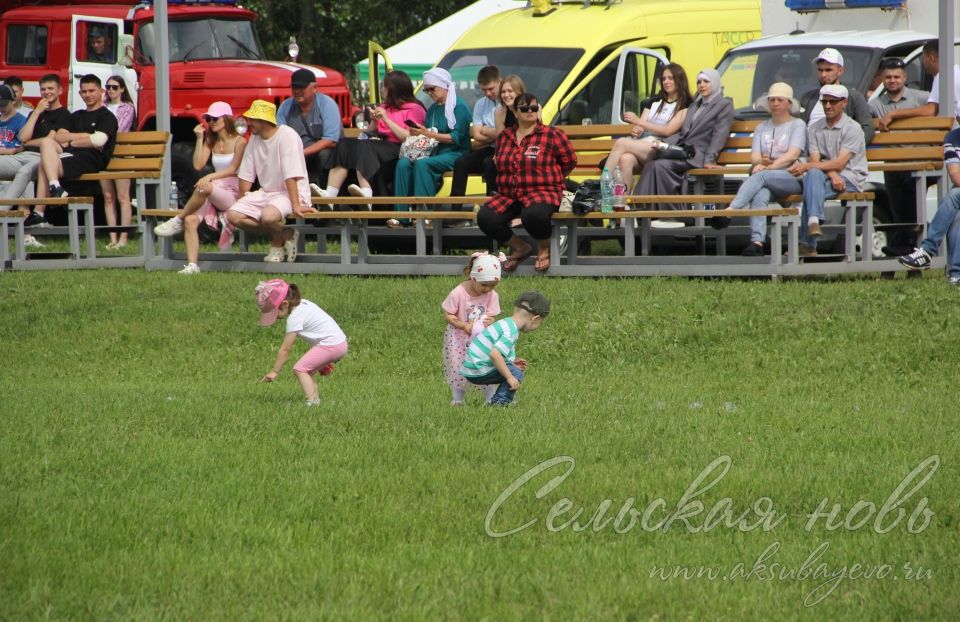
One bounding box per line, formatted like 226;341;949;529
441;252;504;406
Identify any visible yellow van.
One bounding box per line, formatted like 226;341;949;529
372;0;760;126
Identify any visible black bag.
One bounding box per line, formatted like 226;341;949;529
571;179;602;215
654;142;696;161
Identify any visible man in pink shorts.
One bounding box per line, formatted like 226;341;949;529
227;99;315;263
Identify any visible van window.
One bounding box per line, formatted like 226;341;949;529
619;52;662;117
717;46;874;111
77;21;118;64
432;47;583;113
557;49;666;126
6;24;47;66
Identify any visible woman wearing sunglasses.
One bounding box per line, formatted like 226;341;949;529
389;67;471;227
101;75;136;249
153;102;247;274
478;93;577;273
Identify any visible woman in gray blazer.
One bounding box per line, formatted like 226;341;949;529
634;68;734;214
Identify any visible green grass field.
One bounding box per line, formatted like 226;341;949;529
1;270;957;620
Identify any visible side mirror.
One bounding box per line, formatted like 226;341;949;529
118;33;134;67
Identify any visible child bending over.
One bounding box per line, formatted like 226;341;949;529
256;279;348;406
460;290;550;406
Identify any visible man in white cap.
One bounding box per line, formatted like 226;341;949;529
800;48;874;145
226;99;315;264
788;84;867;257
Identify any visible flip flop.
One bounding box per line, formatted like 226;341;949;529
502;248;533;272
534;254;551;272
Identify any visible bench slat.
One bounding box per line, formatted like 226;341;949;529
0;196;94;205
111;144;167;157
116;131;170;144
104;157;163;172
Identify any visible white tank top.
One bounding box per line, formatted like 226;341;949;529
210;152;233;172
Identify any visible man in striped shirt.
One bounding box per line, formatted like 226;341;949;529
460;291;550;405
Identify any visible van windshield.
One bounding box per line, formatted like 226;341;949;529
717;46;874;112
427;47;583;111
136;19;264;63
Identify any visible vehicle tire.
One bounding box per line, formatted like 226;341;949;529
140;150;200;209
839;203;893;259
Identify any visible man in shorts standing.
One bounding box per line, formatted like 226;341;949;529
26;74;117;227
226;99;315;263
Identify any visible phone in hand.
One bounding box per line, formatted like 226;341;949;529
404;119;421;129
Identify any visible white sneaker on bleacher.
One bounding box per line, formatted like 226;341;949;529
309;183;326;197
154;218;183;237
23;234;44;248
263;247;285;263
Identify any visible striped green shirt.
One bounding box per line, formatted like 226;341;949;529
460;317;519;378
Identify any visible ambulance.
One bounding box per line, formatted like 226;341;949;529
370;0;761;126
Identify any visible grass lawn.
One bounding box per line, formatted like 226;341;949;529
0;270;957;620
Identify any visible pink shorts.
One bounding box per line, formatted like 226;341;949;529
199;177;240;228
292;340;348;374
228;190;296;221
204;177;240;212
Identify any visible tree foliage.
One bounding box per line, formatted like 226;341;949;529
244;0;473;76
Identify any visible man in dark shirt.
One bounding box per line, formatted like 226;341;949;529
26;74;117;227
0;74;69;204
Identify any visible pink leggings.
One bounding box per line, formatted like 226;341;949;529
292;340;348;374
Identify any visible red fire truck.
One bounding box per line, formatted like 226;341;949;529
0;0;353;150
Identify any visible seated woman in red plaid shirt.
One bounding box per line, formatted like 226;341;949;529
477;93;577;273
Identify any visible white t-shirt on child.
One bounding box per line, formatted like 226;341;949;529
285;299;347;346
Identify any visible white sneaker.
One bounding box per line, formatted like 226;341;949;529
284;229;299;263
347;184;373;210
306;399;321;407
309;183;326;197
154;218;183;237
178;262;201;274
263;247;284;263
23;234;45;248
651;219;685;229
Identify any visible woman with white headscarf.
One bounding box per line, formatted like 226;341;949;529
390;68;472;227
634;68;734;218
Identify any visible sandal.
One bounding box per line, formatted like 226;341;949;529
534;253;551;273
502;247;533;272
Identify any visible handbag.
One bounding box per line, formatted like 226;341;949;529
399;130;439;161
653;141;696;161
570;179;602;215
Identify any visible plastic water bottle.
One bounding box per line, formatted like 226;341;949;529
612;165;626;211
169;181;179;209
600;166;613;214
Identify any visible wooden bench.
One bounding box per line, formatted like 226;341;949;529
686;117;950;255
560;118;946;260
0;197;99;268
2;131;169;269
140;194;810;277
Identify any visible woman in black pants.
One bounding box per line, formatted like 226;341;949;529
477;93;576;273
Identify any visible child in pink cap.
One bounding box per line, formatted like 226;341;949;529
256;279;348;406
441;251;504;406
